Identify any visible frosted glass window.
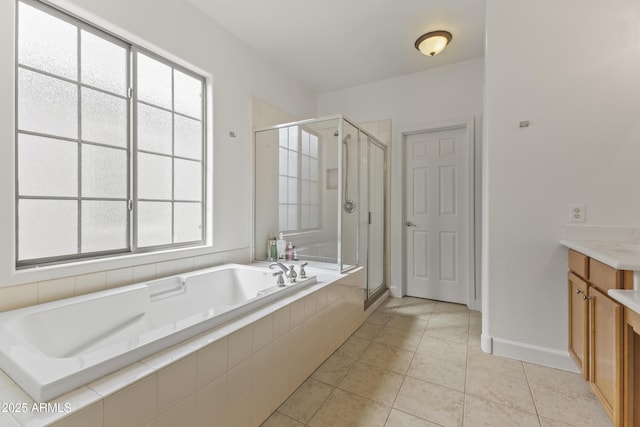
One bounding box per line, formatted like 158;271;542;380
288;178;298;204
18;134;77;197
81;30;127;96
279;205;287;232
81;201;127;252
82;144;127;198
301;131;310;155
174;70;202;119
16;0;206;265
137;103;172;155
279;128;288;147
82;88;127;147
174;159;202;201
18;68;77;139
19;199;77;260
287;206;298;230
279;176;287;204
301;206;310;229
137;53;172;109
18;2;77;80
174;115;202;160
301;156;310;180
288;151;298;177
138;202;172;247
277;126;321;233
301;182;310;204
174;203;202;243
310;159;319;181
310;183;319;204
138;153;172;200
288;126;298;150
279;149;288;175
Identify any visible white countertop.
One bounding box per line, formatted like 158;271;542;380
560;240;640;270
609;289;640;315
561;226;640;314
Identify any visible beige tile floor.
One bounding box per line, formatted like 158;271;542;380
261;296;613;427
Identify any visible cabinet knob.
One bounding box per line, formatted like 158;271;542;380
582;294;592;301
576;289;583;295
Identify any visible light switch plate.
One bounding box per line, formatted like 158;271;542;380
569;204;586;223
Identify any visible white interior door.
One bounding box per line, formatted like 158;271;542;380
405;127;471;304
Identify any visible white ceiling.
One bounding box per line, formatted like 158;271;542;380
187;0;486;93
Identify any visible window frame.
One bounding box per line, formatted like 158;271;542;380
131;46;207;254
277;125;322;234
14;0;207;268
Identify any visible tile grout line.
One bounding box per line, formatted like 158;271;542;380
521;362;544;427
386;302;420;426
461;313;472;427
306;320;378;426
302;380;336;427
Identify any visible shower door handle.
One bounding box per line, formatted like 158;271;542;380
405;221;417;227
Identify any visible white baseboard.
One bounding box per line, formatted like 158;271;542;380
489;336;579;373
389;285;402;298
481;333;493;353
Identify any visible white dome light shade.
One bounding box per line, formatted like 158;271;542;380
415;31;452;56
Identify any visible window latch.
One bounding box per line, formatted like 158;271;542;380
128;200;133;211
127;87;133;99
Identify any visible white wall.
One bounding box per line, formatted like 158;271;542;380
0;0;316;288
317;58;483;128
483;0;640;369
317;58;484;306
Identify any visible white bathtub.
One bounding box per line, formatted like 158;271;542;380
0;263;316;402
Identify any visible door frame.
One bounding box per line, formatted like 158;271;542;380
391;117;480;310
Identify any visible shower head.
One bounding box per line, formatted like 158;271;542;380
333;131;352;144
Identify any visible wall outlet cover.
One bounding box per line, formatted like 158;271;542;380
569;204;586;223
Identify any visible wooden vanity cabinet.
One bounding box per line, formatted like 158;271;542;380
589;285;623;425
567;249;627;426
568;271;589;379
624;308;640;427
569;249;589;280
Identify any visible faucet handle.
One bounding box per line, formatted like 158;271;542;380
272;271;285;287
300;262;308;279
288;265;297;283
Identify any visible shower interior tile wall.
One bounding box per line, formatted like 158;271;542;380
0;248;251;313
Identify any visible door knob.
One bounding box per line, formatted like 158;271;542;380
406;221;417;227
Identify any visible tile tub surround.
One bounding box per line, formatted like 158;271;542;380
0;264;319;403
0;266;382;426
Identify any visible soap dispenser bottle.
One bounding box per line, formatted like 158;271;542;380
269;238;277;261
276;233;286;260
286;241;294;260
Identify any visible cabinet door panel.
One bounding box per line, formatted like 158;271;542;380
569;272;589;379
590;285;622;425
624;312;640;427
569;249;589;279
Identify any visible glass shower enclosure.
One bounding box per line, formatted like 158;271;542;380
254;115;386;303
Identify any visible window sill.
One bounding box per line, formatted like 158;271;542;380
6;243;223;288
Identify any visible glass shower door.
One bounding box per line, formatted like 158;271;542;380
367;140;385;297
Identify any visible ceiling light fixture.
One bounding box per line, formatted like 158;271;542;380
414;30;452;57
